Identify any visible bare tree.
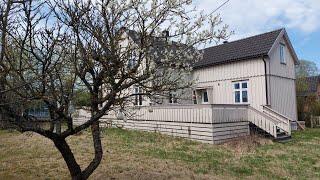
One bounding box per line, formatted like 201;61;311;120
0;0;230;179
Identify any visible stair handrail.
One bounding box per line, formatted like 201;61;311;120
262;105;293;122
248;105;279;137
249;106;280;124
262;105;292;135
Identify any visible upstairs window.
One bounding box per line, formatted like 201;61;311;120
168;92;177;104
128;51;137;68
280;44;285;64
233;81;248;104
133;86;143;106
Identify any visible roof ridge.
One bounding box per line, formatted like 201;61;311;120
201;28;284;50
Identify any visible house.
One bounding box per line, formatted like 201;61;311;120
192;28;299;122
296;75;320;120
298;76;320;99
76;28;299;143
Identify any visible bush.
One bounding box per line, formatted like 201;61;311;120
73;90;91;107
311;103;320;116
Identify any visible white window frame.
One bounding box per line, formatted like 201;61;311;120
233;81;249;104
280;44;285;64
168;92;178;104
132;86;143;106
202;90;209;104
128;50;137;68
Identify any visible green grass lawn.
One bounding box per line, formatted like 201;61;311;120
0;128;320;179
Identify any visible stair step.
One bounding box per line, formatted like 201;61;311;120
274;135;293;143
274;138;293;143
277;132;286;137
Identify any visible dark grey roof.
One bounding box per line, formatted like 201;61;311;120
194;29;283;69
307;76;320;92
298;76;320;96
126;29;198;65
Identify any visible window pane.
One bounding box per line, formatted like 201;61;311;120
139;95;143;105
234;83;240;89
169;93;173;103
242;91;248;102
235;91;240;103
242;82;247;89
280;45;285;63
203;91;208;102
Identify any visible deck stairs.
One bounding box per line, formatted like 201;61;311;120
248;105;294;142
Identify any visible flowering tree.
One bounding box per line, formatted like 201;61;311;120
0;0;230;179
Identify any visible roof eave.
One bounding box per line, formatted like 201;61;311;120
267;28;299;65
193;54;267;69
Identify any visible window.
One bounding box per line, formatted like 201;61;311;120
193;91;197;104
168;92;177;104
133;86;143;106
280;44;285;64
233;81;248;104
28;102;49;117
128;51;137;68
202;90;208;103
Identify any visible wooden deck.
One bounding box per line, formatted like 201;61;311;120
74;104;293;144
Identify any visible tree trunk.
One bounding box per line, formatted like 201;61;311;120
81;120;103;179
56;120;62;134
53;138;83;180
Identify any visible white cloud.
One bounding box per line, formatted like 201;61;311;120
194;0;320;40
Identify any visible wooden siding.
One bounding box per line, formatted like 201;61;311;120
268;36;296;79
100;119;249;144
73;103;293;142
266;35;298;121
73;105;250;144
193;58;265;84
103;104;248;124
269;76;297;121
193;58;267;111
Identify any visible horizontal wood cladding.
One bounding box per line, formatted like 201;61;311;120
74;116;249;144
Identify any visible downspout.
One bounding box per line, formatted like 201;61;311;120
261;56;269;105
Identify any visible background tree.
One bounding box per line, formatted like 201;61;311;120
296;59;319;121
0;0;230;179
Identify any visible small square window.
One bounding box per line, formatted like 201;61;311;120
242;82;247;89
234;83;240;89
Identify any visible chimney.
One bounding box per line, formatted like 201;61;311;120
223;40;228;44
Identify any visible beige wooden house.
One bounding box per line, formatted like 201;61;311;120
192;28;298;122
75;28;299;143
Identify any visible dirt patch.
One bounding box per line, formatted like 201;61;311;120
223;135;273;154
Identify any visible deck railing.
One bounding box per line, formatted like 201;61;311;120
101;104;248;124
74;104;291;138
262;105;291;135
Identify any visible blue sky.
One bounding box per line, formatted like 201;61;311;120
194;0;320;66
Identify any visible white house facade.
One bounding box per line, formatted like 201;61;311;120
192;28;298;122
75;28;300;144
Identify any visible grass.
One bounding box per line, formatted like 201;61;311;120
0;128;320;179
